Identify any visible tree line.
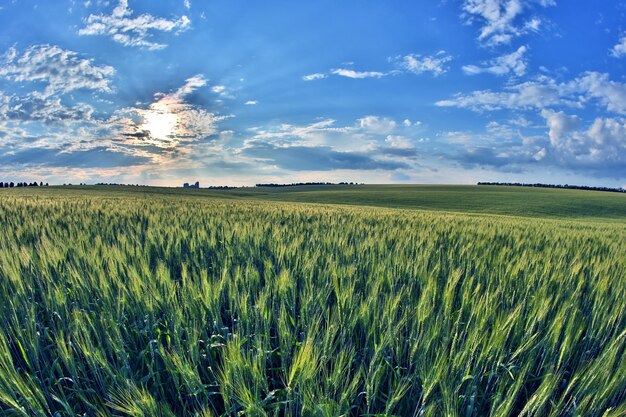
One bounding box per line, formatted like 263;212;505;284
0;181;48;188
256;182;360;187
477;182;626;193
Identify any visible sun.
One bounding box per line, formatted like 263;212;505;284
141;102;178;142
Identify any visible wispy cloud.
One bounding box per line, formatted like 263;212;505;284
461;0;555;46
173;74;206;97
462;45;528;76
238;115;424;173
437;72;626;115
0;45;115;97
392;51;453;76
437;76;569;111
330;68;386;79
302;73;327;81
304;51;452;81
78;0;191;50
247;119;354;146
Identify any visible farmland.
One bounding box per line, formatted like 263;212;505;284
8;184;626;220
0;186;625;416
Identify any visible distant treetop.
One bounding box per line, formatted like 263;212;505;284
0;181;48;188
256;182;360;187
477;182;626;193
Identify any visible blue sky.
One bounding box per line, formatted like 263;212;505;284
0;0;625;186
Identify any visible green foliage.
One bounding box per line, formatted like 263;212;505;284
0;190;624;416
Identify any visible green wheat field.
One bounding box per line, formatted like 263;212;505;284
0;185;625;416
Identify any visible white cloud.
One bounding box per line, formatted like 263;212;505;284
402;119;422;127
462;0;555;46
0;45;115;97
0;93;95;123
331;68;386;79
184;0;191;10
541;109;580;147
436;75;571;111
245;100;258;105
210;84;236;99
248;119;355;147
462;45;528;76
174;74;206;98
245;115;418;156
573;72;626;115
357;116;397;134
541;109;626;168
611;34;626;58
385;135;413;149
79;0;191;50
437;72;626;115
302;73;327;81
393;51;452;76
238;116;419;173
305;52;451;82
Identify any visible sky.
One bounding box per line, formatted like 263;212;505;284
0;0;625;187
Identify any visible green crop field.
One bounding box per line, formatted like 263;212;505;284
8;184;626;220
0;186;625;416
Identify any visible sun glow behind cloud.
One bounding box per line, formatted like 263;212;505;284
141;101;177;142
110;75;226;156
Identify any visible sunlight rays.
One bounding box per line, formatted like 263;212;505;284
140;101;178;142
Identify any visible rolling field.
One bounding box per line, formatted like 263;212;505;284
0;186;625;416
10;184;626;220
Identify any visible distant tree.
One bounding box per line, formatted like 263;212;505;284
39;181;43;187
9;182;14;188
45;183;49;186
477;181;626;194
0;182;3;188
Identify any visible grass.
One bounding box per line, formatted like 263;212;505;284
0;186;624;416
